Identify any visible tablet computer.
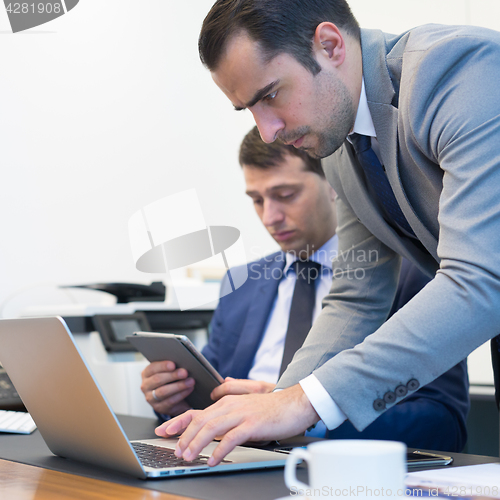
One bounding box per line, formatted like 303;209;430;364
127;332;224;410
406;450;453;468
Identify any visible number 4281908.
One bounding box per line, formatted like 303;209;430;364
5;3;62;14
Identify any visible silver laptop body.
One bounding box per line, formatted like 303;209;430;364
0;316;287;478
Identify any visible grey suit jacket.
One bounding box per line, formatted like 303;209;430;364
277;25;500;431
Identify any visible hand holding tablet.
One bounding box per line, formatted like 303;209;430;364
128;332;223;410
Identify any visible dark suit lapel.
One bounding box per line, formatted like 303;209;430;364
229;255;285;379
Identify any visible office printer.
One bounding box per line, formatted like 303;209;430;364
16;281;216;418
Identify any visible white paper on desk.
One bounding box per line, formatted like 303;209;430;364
406;464;500;498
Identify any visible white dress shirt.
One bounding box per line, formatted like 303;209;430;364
248;234;339;383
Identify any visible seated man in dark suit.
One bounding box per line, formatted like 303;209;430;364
142;127;469;451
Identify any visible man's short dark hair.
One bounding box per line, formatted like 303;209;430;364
239;126;325;178
199;0;360;75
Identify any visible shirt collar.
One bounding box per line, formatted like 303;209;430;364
284;234;339;274
350;78;377;138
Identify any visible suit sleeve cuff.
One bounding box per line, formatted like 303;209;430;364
299;374;347;430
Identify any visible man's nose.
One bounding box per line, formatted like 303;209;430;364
262;200;285;227
251;110;284;144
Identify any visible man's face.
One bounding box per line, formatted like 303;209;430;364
243;154;336;256
213;33;356;159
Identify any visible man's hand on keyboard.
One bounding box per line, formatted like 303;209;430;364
154;383;319;466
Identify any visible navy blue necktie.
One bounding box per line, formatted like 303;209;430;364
279;260;321;377
350;133;415;236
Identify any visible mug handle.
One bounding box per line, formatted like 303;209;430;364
284;448;310;491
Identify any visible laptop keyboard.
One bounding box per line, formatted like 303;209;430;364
0;368;24;410
0;409;37;434
132;442;232;469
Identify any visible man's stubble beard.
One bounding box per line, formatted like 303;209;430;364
309;70;356;159
276;69;356;159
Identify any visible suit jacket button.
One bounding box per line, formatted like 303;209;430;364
373;399;386;411
407;379;420;391
395;385;408;397
383;391;396;404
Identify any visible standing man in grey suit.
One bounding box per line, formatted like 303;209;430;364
156;0;499;465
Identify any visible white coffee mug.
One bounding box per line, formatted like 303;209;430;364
285;439;406;499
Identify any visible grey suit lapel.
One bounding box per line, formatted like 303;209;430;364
335;143;420;264
357;29;439;260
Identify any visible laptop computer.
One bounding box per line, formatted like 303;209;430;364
0;316;287;478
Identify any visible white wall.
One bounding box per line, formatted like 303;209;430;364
0;0;499;386
0;0;264;315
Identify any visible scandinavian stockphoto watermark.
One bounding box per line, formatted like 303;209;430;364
128;189;248;310
247;245;379;282
3;0;79;33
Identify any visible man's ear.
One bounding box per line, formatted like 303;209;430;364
312;22;346;68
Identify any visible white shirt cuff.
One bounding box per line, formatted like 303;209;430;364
299;374;347;430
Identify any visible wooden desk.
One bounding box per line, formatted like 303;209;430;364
2;415;500;500
0;458;192;500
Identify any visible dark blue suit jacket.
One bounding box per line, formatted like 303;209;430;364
202;253;469;452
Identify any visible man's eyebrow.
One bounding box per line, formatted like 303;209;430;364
234;80;280;111
245;189;261;197
245;183;301;196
